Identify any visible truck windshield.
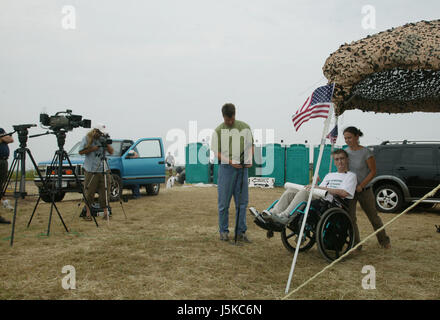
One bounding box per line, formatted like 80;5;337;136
68;141;124;156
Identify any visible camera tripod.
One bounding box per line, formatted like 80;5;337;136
0;124;69;246
27;129;100;233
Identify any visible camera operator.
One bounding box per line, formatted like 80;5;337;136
0;127;14;224
79;123;114;220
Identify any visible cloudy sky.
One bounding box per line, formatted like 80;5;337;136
1;0;439;166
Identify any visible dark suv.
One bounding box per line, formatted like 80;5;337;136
368;141;440;213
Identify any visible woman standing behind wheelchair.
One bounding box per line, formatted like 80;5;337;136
343;126;391;250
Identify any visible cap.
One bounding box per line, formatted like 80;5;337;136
93;123;108;134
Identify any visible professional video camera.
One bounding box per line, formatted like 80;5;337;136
40;109;91;131
98;133;112;147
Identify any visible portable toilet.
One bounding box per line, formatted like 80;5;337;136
261;143;285;186
248;145;262;178
285;144;310;185
185;143;210;184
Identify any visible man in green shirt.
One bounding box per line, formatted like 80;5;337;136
211;103;254;243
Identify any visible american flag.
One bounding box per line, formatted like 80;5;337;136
326;124;338;144
292;84;335;131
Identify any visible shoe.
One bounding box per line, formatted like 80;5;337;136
261;210;272;221
0;216;11;224
261;210;272;217
249;207;259;218
236;233;252;243
2;200;13;211
82;216;92;221
382;243;391;249
220;232;229;241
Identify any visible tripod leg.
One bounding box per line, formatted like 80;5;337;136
51;201;69;233
10;197;19;246
1;157;18;199
27;195;41;228
45;150;71;235
46;151;61;237
120;199;128;220
9;157;21;246
46;195;70;235
25;148;46;228
47;201;54;236
103;171;110;227
27;148;46;183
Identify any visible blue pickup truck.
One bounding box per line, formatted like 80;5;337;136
34;138;166;202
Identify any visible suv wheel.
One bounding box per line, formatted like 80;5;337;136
374;184;404;213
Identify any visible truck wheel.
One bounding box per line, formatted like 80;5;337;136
39;189;66;203
146;183;160;195
375;184;404;213
110;174;122;202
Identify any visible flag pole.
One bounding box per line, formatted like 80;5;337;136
285;103;334;295
328;116;338;173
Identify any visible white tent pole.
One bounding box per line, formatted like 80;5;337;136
285;103;334;295
328;116;338;173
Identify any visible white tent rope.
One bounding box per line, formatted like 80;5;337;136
282;182;440;300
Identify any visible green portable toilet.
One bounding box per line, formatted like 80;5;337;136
185;143;210;184
261;143;285;186
248;145;262;178
285;144;310;185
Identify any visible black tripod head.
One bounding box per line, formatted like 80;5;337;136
28;128;68;151
12;124;37;148
53;129;68;150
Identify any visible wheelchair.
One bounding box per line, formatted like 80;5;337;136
252;196;355;262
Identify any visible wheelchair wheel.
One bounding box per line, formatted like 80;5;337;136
281;220;316;253
316;208;355;262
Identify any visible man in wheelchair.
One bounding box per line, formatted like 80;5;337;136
250;149;357;226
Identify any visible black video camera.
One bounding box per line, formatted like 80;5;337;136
98;133;112;147
40;109;91;131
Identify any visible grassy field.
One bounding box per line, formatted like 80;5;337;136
0;182;439;300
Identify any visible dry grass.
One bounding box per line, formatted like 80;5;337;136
0;182;439;300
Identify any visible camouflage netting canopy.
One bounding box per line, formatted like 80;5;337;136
323;19;440;115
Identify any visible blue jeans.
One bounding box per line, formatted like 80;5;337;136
217;164;249;235
131;184;141;198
